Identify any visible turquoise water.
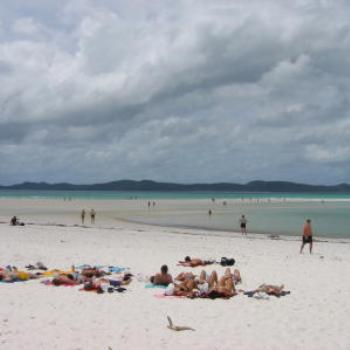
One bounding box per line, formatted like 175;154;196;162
1;189;350;200
126;201;350;238
1;190;349;238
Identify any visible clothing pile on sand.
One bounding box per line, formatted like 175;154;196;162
0;265;41;282
0;263;133;294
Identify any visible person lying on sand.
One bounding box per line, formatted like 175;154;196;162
52;274;81;286
175;271;196;282
81;267;106;278
150;265;173;286
178;256;214;267
83;273;132;293
244;284;290;297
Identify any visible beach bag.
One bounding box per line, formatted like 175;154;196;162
220;257;235;266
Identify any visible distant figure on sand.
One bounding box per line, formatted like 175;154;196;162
148;201;151;209
10;216;18;226
150;265;173;286
81;209;86;225
10;216;24;226
300;219;313;254
90;209;96;224
239;215;247;235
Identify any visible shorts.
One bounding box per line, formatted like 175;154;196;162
197;282;209;295
165;283;175;296
303;236;313;244
240;223;246;229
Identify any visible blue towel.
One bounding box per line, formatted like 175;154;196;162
109;266;126;273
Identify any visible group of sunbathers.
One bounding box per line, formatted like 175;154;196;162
1;264;133;294
150;265;241;299
49;266;132;293
150;256;289;299
2;256;289;299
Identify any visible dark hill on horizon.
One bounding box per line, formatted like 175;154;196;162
0;180;350;193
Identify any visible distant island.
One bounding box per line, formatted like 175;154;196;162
0;180;350;193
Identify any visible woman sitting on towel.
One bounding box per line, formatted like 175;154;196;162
150;265;173;286
178;256;214;268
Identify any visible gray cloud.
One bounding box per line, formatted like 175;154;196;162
0;0;350;185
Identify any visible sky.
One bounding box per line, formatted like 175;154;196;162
1;0;350;186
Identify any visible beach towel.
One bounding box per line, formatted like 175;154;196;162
75;265;126;273
109;266;126;273
42;269;73;277
145;283;167;289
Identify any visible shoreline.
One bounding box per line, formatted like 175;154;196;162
2;217;349;245
2;194;350;202
1;197;350;240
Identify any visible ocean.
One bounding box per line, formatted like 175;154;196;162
1;190;349;238
1;189;350;200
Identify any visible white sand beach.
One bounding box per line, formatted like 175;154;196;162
1;198;350;350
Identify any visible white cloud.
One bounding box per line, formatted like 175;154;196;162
13;18;40;35
0;0;350;185
305;144;350;162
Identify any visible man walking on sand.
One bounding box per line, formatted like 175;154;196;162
90;208;96;224
239;215;248;235
81;209;86;225
300;219;313;254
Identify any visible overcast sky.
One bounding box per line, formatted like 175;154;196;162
1;0;350;185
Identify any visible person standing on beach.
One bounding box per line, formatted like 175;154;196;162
81;209;86;225
239;215;248;235
90;209;96;224
300;219;313;254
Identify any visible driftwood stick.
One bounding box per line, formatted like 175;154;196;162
167;316;195;331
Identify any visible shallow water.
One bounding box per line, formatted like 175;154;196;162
123;200;350;238
1;190;350;238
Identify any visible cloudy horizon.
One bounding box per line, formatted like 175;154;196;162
1;0;350;186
